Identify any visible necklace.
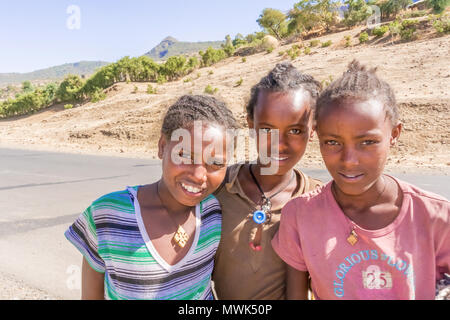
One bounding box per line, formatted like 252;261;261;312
248;164;296;251
156;182;191;248
249;164;296;224
332;176;388;246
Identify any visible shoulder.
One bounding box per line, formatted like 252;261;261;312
88;187;136;218
200;194;222;215
397;177;449;222
283;182;331;218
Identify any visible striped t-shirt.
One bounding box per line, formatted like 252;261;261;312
64;186;222;300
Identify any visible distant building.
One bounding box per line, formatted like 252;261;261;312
407;0;428;10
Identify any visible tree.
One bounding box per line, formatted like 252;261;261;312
379;0;412;19
56;74;84;102
343;0;372;27
257;8;288;39
22;81;34;93
287;0;339;35
428;0;450;13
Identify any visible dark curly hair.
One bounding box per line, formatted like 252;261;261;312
315;59;399;125
246;61;322;119
161;95;240;138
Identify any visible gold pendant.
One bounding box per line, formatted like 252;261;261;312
347;229;358;246
173;225;189;248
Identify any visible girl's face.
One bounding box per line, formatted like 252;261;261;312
316;98;401;196
158;123;228;207
247;90;314;175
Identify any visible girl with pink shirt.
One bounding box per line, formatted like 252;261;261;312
272;60;450;300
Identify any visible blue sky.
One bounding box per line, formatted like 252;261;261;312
0;0;297;73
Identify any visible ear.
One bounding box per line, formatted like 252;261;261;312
309;127;315;142
390;122;402;147
246;115;254;129
158;135;167;159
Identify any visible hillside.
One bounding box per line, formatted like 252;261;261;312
0;61;110;85
0;26;449;174
144;36;224;60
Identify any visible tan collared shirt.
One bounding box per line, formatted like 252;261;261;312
212;163;322;300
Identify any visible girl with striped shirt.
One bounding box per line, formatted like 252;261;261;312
65;95;240;299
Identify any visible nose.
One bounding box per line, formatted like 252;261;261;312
269;131;289;154
190;164;207;184
340;145;359;166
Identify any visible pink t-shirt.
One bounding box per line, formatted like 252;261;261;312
272;177;450;300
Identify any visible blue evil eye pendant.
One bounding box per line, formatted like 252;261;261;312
252;210;267;224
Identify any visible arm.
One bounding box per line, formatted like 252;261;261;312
286;265;309;300
81;257;105;300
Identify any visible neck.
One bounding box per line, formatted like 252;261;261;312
156;180;193;216
251;162;295;192
332;175;388;212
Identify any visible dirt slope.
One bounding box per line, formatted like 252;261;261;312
0;27;449;173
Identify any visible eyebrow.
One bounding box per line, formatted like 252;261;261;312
258;122;308;128
322;132;382;139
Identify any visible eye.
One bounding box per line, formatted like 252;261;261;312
260;128;272;134
207;158;226;170
324;140;340;146
361;140;378;146
289;128;303;135
179;150;192;159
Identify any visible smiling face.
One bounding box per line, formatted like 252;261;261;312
158;123;228;207
316;98;401;196
247;89;314;176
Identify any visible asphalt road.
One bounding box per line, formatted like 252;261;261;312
0;147;448;299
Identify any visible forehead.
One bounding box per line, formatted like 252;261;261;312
168;123;229;150
254;89;312;124
317;98;391;134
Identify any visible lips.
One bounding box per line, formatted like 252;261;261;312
270;154;290;161
180;182;206;195
338;172;364;182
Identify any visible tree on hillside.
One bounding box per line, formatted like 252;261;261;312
379;0;412;19
257;8;289;39
22;81;34;93
428;0;450;13
287;0;339;36
343;0;372;27
56;74;84;102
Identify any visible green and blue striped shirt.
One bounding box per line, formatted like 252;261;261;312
64;186;222;300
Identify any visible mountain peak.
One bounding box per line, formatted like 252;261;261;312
161;36;178;44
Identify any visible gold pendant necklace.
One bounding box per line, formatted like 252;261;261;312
156;182;190;248
347;227;358;246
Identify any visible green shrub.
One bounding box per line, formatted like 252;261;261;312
400;19;418;41
321;40;332;47
388;20;402;38
88;87;106;102
56;74;84;102
432;15;450;34
304;47;311;55
266;46;274;54
309;40;320;47
344;35;352;47
359;31;369;43
64;104;73;109
372;25;389;37
199;47;227;67
235;78;243;87
242;57;247;63
204;85;218;95
146;85;157;94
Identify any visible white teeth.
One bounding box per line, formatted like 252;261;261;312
181;183;202;193
342;174;361;178
271;156;288;161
